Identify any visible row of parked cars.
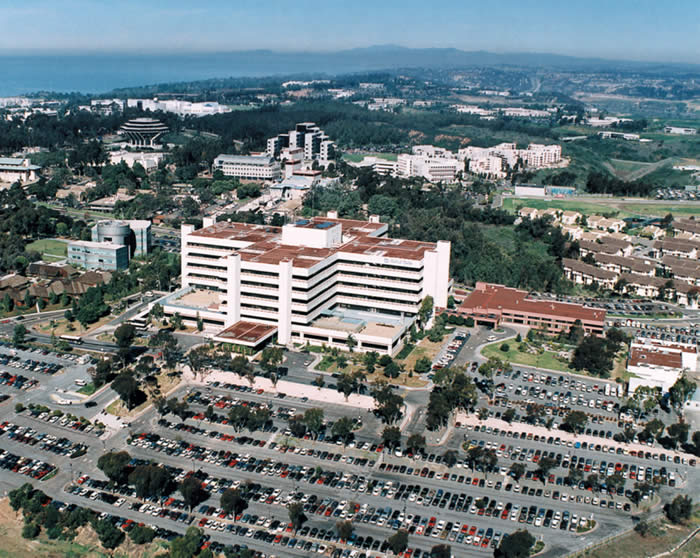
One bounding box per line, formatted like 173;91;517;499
467;424;696;466
25;408;104;436
0;421;87;457
431;333;469;370
0;448;56;479
0;371;37;390
0;353;62;375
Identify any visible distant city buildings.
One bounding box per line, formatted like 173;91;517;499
459;142;562;178
265;122;335;163
126;98;231;117
664;126;697;135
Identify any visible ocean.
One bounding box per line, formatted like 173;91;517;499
0;51;373;96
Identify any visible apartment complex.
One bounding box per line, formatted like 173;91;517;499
266;122;335;162
396;146;462;183
459;142;562;178
212;154;281;181
162;212;451;355
453;282;606;336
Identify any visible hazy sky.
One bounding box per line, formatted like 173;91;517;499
2;0;698;63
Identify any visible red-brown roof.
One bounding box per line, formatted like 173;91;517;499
629;346;683;369
215;321;277;344
459;282;606;324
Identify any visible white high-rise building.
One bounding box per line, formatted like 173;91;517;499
163;212;451;355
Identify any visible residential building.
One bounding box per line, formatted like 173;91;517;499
162;212;451;355
653;238;700;259
593;253;655;276
453;282;606;336
459;142;562;175
560;211;581;225
67;241;129;271
397;147;461;183
587;215;626;233
518;207;539;220
212;154;281;181
672;218;700;240
0;157;40;184
562;258;617;290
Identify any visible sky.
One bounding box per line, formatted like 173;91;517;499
1;0;698;63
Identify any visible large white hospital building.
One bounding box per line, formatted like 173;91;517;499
161;212;451;355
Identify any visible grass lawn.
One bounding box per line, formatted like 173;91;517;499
398;337;445;371
575;508;700;558
343;152;398;163
616;203;700;217
501;197;627;217
25;238;67;258
107;370;181;418
34;313;114;337
77;382;96;396
481;340;573;373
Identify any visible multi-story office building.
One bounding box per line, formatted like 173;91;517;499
162;212;451;354
91;220;151;258
67;241;129;271
212;154;281;181
266;122;335;162
397;146;461;183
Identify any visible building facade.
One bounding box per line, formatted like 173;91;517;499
0;157;40;183
67;241;129;271
91;220;151;258
213;154;281;181
164;212;451;355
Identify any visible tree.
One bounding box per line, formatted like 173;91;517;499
312;375;325;389
570;335;616;377
346;334;357;352
562;410;588;435
336;520;354;542
114;323;135;350
666;421;690;448
383;361;400;379
430;544;452;558
288;414;307;438
129;464;174;500
180;475;208;511
97;451;132;485
503;408;516;424
130;524;156;544
287;502;306;532
169;527;204;558
418;296;434;326
93;517;125;549
371;382;404;424
21;522;41;540
12;323;27;346
387;529;409;555
196;313;204;332
586;473;601;493
442;450;458;467
382;426;402;450
221;488;248;516
478;407;490;421
170;312;183;330
406;433;426;456
634;520;650;537
510;463;526;482
303;408;325;439
111;372;140;409
664;495;693;524
414;356;432;374
537;457;558;483
606;472;625;496
669;376;696;411
260;346;284;373
495;529;535;558
331;416;355;445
